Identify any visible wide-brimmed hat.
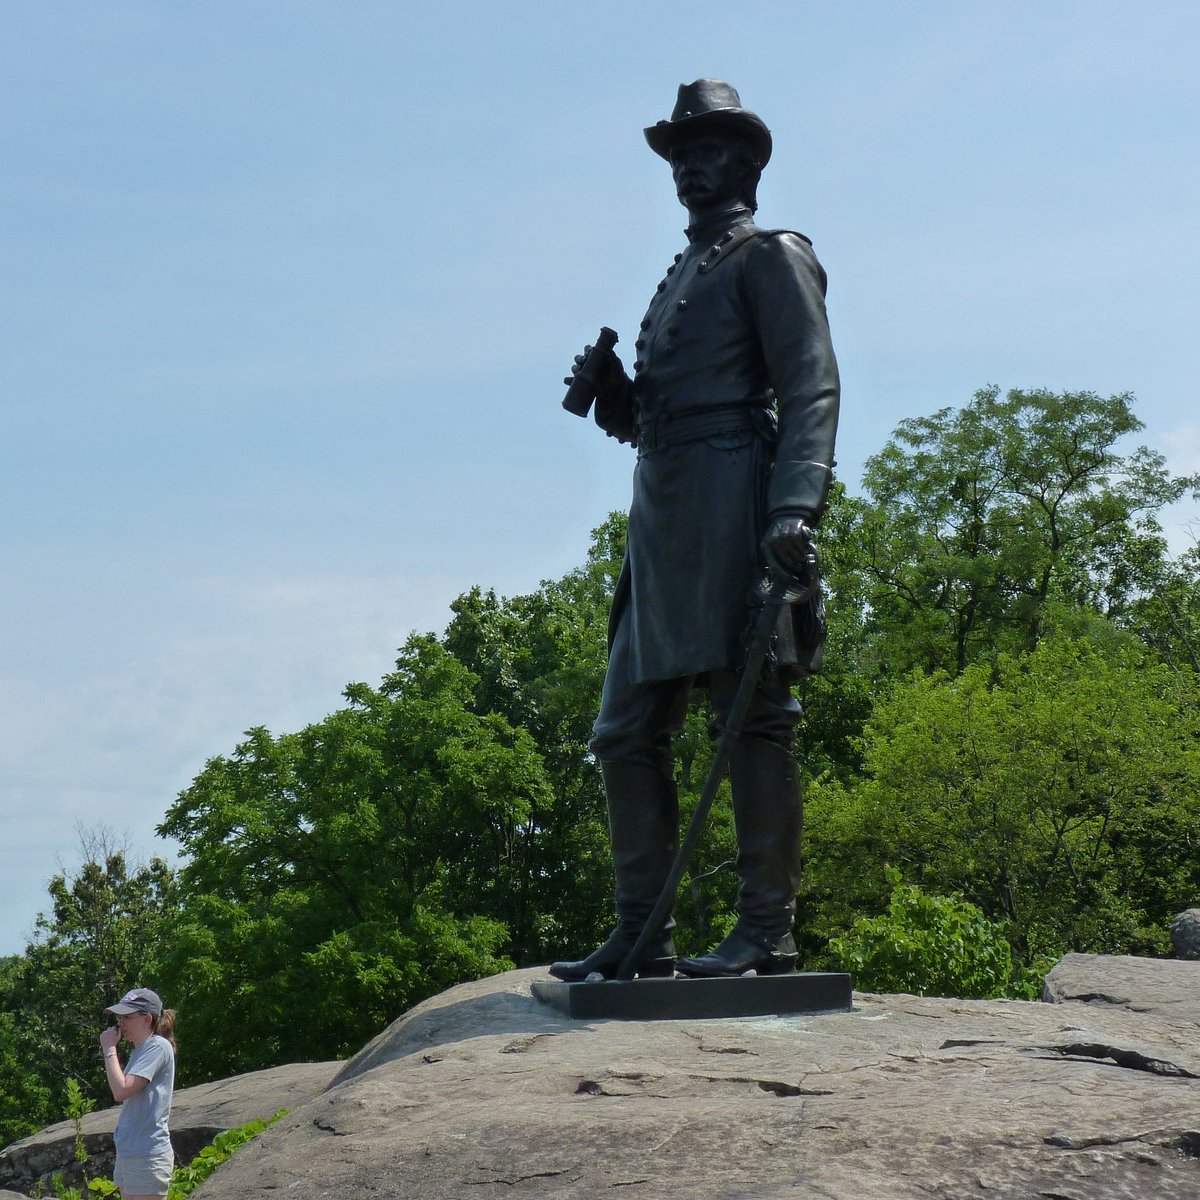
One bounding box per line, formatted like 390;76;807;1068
105;987;163;1017
644;79;772;167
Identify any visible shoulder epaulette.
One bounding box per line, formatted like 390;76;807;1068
697;226;812;274
760;228;814;246
695;223;759;274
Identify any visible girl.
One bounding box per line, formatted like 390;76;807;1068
99;987;176;1200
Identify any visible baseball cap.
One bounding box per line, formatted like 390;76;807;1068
104;987;163;1017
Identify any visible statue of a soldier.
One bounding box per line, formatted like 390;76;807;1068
550;80;840;981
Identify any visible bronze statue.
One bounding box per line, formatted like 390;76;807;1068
551;80;840;981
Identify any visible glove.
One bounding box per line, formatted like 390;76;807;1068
571;342;635;443
762;514;817;584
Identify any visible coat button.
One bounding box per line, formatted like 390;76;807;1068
676;299;688;310
635;338;646;350
721;230;734;243
666;265;676;275
641;317;651;330
657;281;667;292
674;253;683;262
634;360;645;372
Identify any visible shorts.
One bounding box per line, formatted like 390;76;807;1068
113;1149;175;1196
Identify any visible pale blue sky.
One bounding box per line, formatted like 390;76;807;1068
4;1;1199;954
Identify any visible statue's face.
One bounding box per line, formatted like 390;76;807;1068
669;133;748;212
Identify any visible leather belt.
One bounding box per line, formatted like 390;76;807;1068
636;404;775;456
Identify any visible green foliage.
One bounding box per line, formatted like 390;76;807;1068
829;872;1042;999
166;1109;288;1199
65;1077;94;1167
0;1001;54;1145
848;387;1197;676
1126;542;1200;673
792;483;880;784
32;1080;108;1200
42;1170;118;1200
157;635;526;1079
805;634;1200;967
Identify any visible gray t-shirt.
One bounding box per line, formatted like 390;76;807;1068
114;1034;175;1157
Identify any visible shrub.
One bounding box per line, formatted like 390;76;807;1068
166;1109;288;1199
830;872;1042;999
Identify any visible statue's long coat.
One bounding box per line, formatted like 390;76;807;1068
611;210;840;685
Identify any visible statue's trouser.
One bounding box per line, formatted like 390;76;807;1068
726;732;804;942
599;753;681;949
576;620;802;971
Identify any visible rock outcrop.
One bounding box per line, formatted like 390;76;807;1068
6;956;1199;1199
1170;908;1200;959
0;1060;341;1197
1044;951;1200;1023
191;961;1200;1200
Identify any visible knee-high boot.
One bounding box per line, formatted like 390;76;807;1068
676;736;802;977
548;756;679;980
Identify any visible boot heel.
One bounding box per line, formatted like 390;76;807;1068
757;953;799;975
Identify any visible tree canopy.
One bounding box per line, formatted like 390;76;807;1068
846;387;1196;675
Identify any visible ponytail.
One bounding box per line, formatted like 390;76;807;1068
152;1008;178;1053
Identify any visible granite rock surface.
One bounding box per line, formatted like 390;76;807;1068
1044;952;1200;1024
187;961;1200;1200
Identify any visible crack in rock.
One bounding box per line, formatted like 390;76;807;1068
466;1170;568;1186
1047;1043;1198;1078
574;1071;664;1098
756;1079;830;1097
312;1117;348;1136
692;1074;831;1097
1045;1128;1200;1157
684;1030;757;1056
1046;1131;1150;1151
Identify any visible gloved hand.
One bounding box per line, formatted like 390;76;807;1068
570;342;635;442
570;341;630;400
762;515;817;583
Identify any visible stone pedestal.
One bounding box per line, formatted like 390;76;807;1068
531;970;853;1020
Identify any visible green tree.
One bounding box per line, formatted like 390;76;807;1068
805;635;1200;965
792;482;879;784
158;634;547;1080
0;959;55;1145
1126;542;1200;674
849;388;1197;675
